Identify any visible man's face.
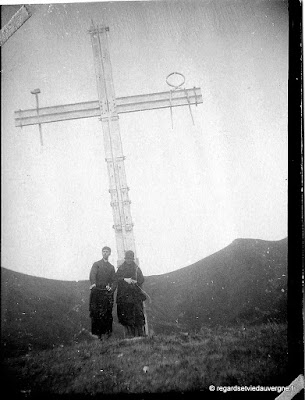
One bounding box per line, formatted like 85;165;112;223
102;249;111;260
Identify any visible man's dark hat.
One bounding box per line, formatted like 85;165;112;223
102;246;111;252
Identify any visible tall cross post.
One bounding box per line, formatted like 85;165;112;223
89;24;137;266
14;23;203;266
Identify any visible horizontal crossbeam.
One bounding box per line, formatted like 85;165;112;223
15;87;202;127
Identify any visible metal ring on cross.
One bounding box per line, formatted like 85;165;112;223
166;72;195;129
166;72;185;90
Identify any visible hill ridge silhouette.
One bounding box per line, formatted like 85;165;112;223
144;237;287;333
1;237;287;356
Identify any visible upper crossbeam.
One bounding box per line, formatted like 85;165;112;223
15;87;202;127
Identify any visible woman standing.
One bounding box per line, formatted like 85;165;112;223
115;250;146;337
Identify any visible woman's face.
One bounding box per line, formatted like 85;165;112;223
125;255;134;265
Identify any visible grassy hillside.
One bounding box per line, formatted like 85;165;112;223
145;238;287;332
3;322;288;398
1;238;287;357
1;269;90;356
1;269;127;357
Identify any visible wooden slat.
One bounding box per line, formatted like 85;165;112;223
0;6;31;46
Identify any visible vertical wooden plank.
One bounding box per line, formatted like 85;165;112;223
89;24;137;264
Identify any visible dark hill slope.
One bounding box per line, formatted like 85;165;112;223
1;270;91;355
144;238;287;332
1;238;287;355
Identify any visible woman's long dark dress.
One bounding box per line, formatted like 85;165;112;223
115;261;145;336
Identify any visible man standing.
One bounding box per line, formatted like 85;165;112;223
89;246;115;339
115;250;146;338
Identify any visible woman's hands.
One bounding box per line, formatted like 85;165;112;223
124;278;137;284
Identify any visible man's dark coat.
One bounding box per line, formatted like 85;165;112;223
89;259;115;336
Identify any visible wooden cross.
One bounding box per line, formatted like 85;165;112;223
14;23;203;267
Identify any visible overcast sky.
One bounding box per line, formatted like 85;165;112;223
1;0;288;281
